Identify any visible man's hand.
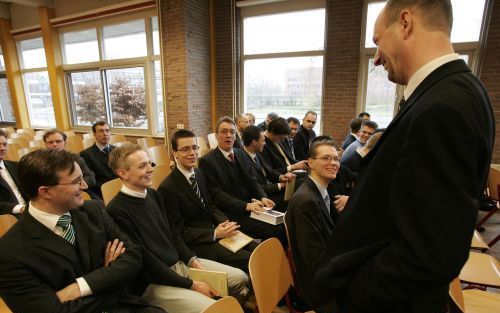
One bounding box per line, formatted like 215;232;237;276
215;220;240;239
246;201;267;213
104;239;125;267
279;172;296;182
334;195;349;212
291;161;308;171
261;197;275;208
56;283;81;303
191;281;220;298
190;258;206;270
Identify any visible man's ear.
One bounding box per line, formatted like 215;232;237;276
116;168;128;181
38;186;52;200
400;10;413;39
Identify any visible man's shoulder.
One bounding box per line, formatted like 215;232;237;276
81;144;98;156
74;200;105;218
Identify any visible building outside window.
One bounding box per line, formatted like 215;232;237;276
0;47;15;123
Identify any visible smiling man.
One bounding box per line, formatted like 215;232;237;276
340;120;378;163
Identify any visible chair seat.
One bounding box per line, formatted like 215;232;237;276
463;289;500;313
459;252;500;288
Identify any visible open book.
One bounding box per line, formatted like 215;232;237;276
219;231;254;253
188;268;228;296
284;176;296;201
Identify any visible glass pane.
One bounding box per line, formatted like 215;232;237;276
62;29;99;64
0;78;15;122
69;71;106;126
365;1;386;48
451;0;485;43
244;9;325;55
19;37;47;69
23;71;55;126
365;58;396;128
152;16;160;55
0;47;5;71
154;61;165;133
103;20;147;60
244;56;323;132
105;67;147;129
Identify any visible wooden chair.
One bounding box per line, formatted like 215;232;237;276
207;133;218;149
137;137;156;151
0;126;15;135
471;230;489;252
34;134;44;141
81;191;92;200
109;134;126;144
29;140;46;149
5;143;21;161
0;214;17;237
35;130;46;137
459;252;500;289
66;134;83;143
7;137;29;148
197;136;208;150
64;130;76;137
16;128;34;139
10;132;31;142
199;148;212;158
101;178;123;206
201;296;243;313
113;141;132;147
476;167;500;230
17;147;41;159
65;140;85;153
148;146;171;166
0;297;12;313
448;277;500;313
83;133;94;140
83;138;95;149
151;164;172;190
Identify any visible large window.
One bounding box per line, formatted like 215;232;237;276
61;15;164;134
0;48;15;123
18;37;56;127
242;4;326;132
360;0;488;128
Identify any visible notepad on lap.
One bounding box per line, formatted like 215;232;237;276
188;268;228;296
219;231;254;253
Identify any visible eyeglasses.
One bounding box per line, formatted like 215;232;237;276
218;129;236;135
177;145;200;153
311;155;340;163
57;176;85;186
45;140;64;145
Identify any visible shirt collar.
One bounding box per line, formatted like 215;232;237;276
309;175;329;201
177;162;195;182
121;184;147;198
218;147;234;159
29;203;70;232
404;53;460;100
95;142;110;151
0;160;4;169
243;147;256;160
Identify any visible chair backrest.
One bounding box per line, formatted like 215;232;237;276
7;137;29;148
64;130;76;137
201;296;244;313
448;278;465;313
29;140;46;148
81;191;92;200
459;252;500;288
34;134;44;141
471;230;489;251
35;130;46;137
82;133;94;140
5;143;21;161
148;146;171;166
101;178;123;205
0;127;15;135
249;238;293;313
199;148;212;158
487;165;500;200
0;297;13;313
113;141;132;147
65;140;85;153
151;164;172;189
18;147;41;159
109;134;126;144
83;138;96;149
207;133;218;149
66;134;83;143
197;136;208;150
137;137;156;151
10;132;31;141
16;128;35;139
0;214;17;237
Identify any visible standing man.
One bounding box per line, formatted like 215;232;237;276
0;149;163;313
0;129;27;215
234;114;250;149
311;1;495;312
245;112;256;126
293;111;317;160
283;117;300;160
80;121;117;197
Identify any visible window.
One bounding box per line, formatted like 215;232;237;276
0;48;15;123
242;5;326;132
61;15;164;134
18;37;55;127
360;0;488;128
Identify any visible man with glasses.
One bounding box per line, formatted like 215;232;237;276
285;138;339;307
0;149;164;313
340;120;378;163
293;111;318;160
159;129;257;273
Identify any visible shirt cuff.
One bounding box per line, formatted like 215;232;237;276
188;256;199;267
277;183;282;191
76;277;93;297
12;204;24;214
213;230;217;242
287;165;292;172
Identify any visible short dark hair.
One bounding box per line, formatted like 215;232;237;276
287;117;300;125
92;121;109;133
350;118;364;133
384;0;453;36
0;129;7;139
309;136;336;159
358;112;370;119
108;144;143;175
267;112;279;120
215;116;236;133
362;120;378;130
18;149;79;199
267;117;291;136
171;129;196;151
242;125;263;147
304;111;317;118
43;129;67;142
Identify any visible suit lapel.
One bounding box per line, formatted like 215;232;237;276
71;209;91;275
173;168;209;213
91;144;109;164
305;178;334;229
215;149;239;185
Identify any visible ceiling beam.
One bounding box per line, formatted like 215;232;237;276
2;0;54;8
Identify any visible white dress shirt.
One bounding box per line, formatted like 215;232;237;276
0;160;25;213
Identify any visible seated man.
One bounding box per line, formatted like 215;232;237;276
341;131;383;174
0;129;27;215
293;111;318;160
242;125;295;212
198;116;286;244
159;129;257;273
233;114;249;150
107;144;249;313
43;129;98;199
257;112;278;131
80;121;117;196
283;117;300;160
340;120;378;163
341;118;363;151
285;138;339;307
0;149;163;313
261;117;308;174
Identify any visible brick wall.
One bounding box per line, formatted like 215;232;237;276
479;0;500;163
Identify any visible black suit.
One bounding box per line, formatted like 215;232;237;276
234;132;243;150
282;138;297;160
0;160;27;215
198;148;285;242
80;144;117;196
310;60;495;313
261;135;298;174
293;125;316;160
0;200;162;313
285;178;335;306
158;167;257;272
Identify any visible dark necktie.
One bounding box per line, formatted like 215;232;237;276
189;174;204;205
289;139;296;159
102;146;111;156
254;155;266;177
57;215;75;245
228;152;234;163
398;96;406;112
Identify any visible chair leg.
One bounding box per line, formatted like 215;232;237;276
476;208;498;229
488;234;499;247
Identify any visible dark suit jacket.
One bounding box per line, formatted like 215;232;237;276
282;138;297;160
78;157;96;190
257;121;267;131
261;135;298;174
285;177;334;306
198;148;266;217
80;144;117;193
234;132;243;150
243;151;281;195
341;133;357;151
158;167;228;259
0;160;27;215
310;60;495;313
0;200;147;313
293;125;316;160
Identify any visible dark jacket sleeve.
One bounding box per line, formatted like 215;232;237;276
78;157;96;189
293;131;308;161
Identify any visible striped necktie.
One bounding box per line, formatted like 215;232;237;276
189;174;204;205
57;215;75;245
